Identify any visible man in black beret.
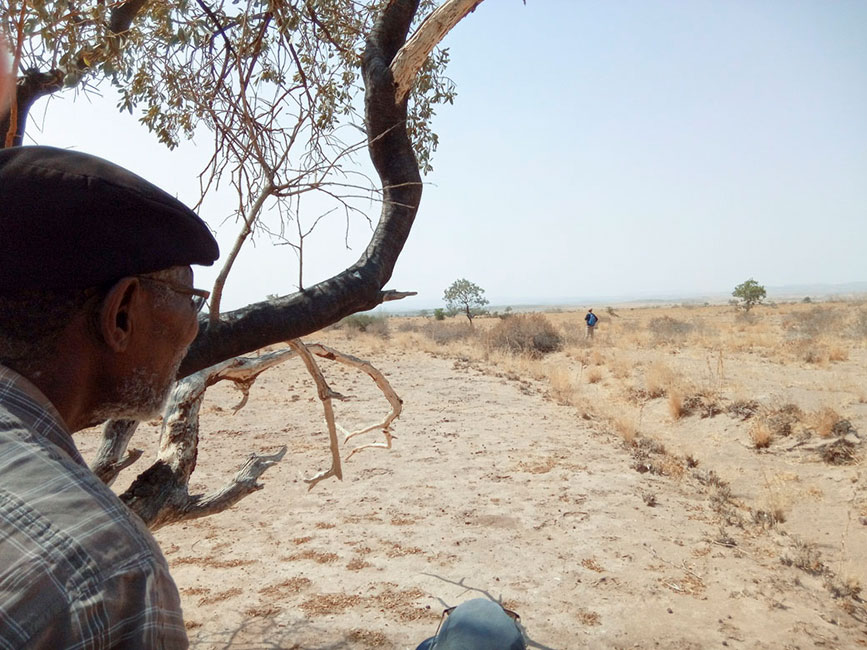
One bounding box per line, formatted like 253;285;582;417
0;146;219;648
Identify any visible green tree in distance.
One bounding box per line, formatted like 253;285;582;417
732;278;767;312
444;278;489;325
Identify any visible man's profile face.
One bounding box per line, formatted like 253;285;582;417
92;267;201;422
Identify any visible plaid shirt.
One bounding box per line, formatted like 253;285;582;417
0;365;188;649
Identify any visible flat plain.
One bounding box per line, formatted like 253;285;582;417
77;300;867;649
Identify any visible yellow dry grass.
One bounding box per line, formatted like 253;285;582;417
811;406;841;438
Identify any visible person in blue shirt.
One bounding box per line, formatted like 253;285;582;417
585;308;598;339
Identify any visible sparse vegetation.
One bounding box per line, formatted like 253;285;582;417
339;313;389;337
647;316;694;344
484;314;563;358
385;299;865;627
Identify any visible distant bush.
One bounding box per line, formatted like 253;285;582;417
433;308;446;321
421;321;475;345
485;314;563;357
848;308;867;340
340;314;389;337
782;307;840;339
396;320;418;333
647;316;694;343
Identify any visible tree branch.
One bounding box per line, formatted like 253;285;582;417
390;0;485;102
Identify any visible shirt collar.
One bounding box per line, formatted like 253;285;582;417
0;363;86;466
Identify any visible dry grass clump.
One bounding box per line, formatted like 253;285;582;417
485;314;563;358
799;342;829;365
644;361;675;398
608;356;632;379
810;406;842;437
728;399;760;420
781;539;825;576
749;421;773;449
752;507;786;528
828;345;849;362
681;392;722;418
586;367;603;384
604;410;638;444
668;387;685;420
743;405;802;451
547;365;576;405
764;403;803;438
821;437;859;465
826;575;863;600
665;385;721;420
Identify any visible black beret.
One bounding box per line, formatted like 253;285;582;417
0;146;219;294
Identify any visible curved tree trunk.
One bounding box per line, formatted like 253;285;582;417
179;0;425;377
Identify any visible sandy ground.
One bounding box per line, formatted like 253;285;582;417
75;311;867;649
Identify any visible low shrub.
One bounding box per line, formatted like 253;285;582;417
848;308;867;340
647;316;694;343
485;314;563;358
763;403;803;437
811;406;841;437
421;321;475;345
749;421;773;449
340;314;389;337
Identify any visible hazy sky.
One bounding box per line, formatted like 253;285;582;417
28;0;867;310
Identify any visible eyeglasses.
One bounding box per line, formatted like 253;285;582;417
433;604;520;638
135;275;211;313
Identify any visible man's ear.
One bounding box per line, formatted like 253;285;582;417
97;277;143;352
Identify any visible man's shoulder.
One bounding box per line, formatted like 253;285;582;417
0;418;178;648
0;419;160;557
0;415;168;585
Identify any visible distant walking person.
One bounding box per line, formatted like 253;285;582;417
585;308;598;339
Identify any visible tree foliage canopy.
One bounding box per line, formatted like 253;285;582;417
732;278;766;311
443;277;488;323
2;0;457;311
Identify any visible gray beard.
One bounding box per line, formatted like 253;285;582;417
91;356;183;423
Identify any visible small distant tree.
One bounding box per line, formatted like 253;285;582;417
433;308;446;321
732;278;767;312
443;278;489;325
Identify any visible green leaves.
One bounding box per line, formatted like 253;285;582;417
444;278;489;323
732;278;767;312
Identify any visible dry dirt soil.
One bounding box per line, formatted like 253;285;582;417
76;303;867;649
